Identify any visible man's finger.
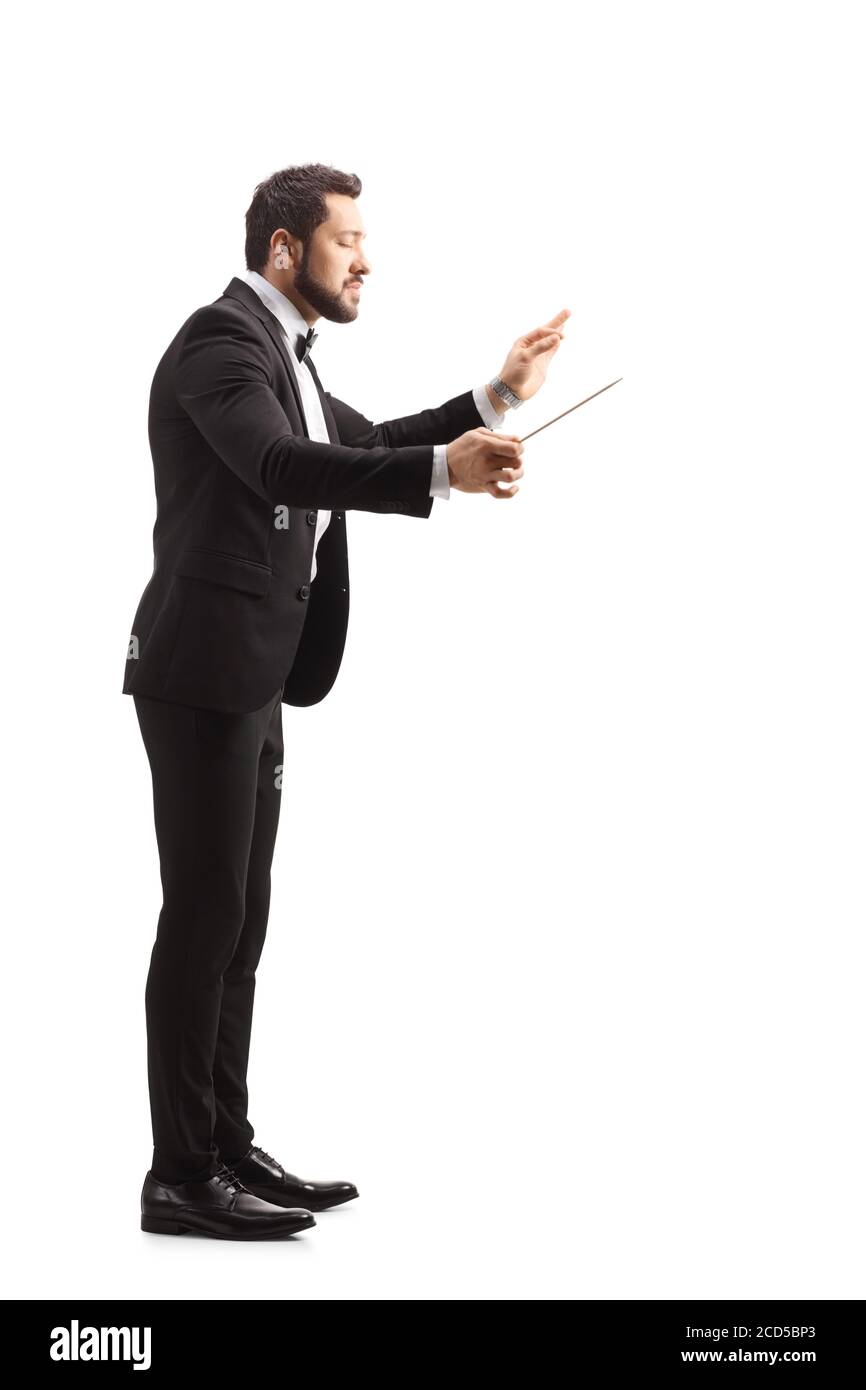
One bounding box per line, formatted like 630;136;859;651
487;466;524;483
523;325;563;345
485;481;518;498
528;333;561;353
483;439;523;458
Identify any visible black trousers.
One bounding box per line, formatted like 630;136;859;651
133;686;284;1183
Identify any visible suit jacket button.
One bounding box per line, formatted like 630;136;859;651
306;510;317;525
298;583;311;600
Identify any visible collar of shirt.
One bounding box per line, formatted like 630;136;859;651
240;267;315;353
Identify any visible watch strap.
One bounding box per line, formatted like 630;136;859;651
489;374;524;409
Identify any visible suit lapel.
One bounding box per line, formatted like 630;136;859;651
222;277;310;436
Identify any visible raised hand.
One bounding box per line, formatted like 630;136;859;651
497;308;571;402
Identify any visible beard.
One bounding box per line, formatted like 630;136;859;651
294;253;358;324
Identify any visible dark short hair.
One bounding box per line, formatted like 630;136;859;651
244;163;362;272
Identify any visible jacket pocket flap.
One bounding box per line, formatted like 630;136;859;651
174;548;272;596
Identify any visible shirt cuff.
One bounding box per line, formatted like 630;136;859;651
430;445;450;500
474;382;509;430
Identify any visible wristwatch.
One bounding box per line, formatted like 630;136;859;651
489;374;524;409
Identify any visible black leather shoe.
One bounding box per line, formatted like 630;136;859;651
140;1162;316;1239
226;1145;359;1212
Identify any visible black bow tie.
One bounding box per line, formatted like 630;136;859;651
294;327;318;365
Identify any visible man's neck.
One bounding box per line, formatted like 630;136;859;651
256;270;317;327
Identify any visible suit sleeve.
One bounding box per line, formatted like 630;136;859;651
323;385;487;449
174;304;437;516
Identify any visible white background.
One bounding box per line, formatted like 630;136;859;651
2;0;864;1300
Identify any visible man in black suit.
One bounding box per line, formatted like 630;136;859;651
125;162;568;1239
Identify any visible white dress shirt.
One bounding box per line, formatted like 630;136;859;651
240;269;507;581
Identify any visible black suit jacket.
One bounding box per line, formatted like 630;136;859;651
122;276;486;713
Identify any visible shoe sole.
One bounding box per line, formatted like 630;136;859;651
141;1213;316;1239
